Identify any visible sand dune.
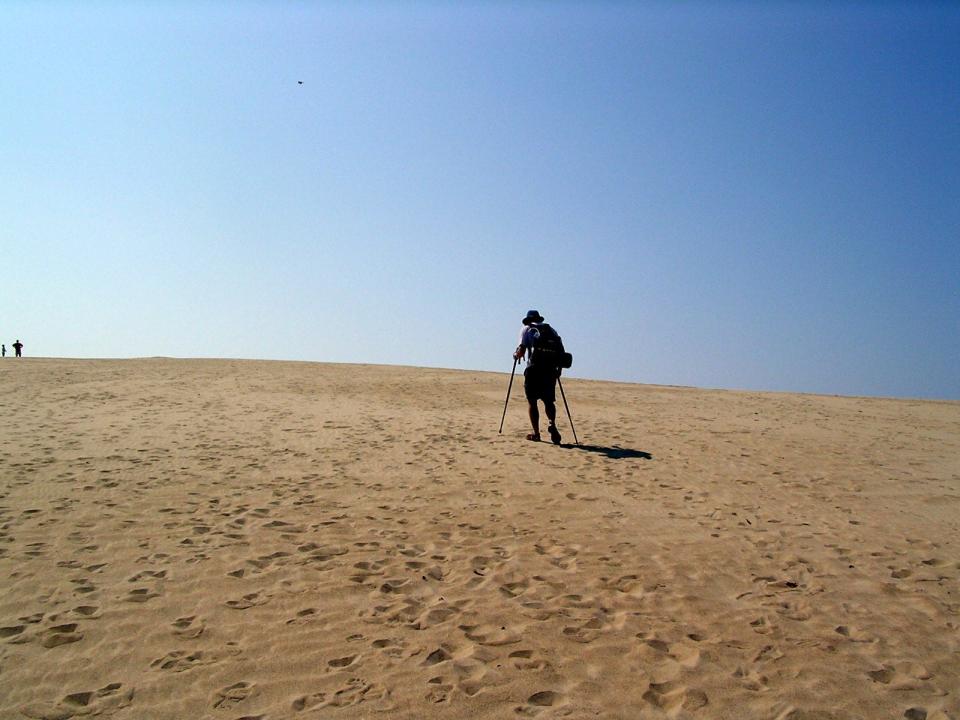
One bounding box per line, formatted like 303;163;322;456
0;358;957;720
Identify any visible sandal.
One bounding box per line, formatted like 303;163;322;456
526;433;541;441
548;425;562;445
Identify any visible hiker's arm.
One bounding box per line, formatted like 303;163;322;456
514;326;538;361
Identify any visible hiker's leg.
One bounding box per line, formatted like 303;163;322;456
528;401;540;435
544;400;557;427
545;400;562;444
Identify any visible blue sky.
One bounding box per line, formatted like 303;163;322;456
3;2;958;399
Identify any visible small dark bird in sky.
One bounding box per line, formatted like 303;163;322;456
298;81;303;85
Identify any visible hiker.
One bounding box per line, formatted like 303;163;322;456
1;344;5;357
513;310;564;444
12;340;23;358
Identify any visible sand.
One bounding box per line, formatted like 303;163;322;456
0;358;958;720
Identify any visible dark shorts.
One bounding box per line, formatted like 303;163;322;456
524;365;557;403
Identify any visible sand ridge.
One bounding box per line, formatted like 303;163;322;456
0;358;958;719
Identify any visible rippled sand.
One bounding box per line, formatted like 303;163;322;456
1;358;958;719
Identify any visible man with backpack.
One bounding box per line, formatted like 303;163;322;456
513;310;565;444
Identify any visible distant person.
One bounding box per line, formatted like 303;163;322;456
1;344;5;357
12;340;23;358
513;310;565;444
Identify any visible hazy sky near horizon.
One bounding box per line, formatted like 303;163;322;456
3;2;958;399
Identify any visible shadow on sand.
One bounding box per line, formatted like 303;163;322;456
563;444;652;460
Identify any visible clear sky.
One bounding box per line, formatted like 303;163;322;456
3;2;958;399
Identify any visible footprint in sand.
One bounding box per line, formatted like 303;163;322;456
752;644;784;663
733;665;770;692
410;599;466;630
72;581;97;595
151;650;210;672
41;623;84;648
425;676;454;704
285;608;319;625
171;615;205;638
212;681;256;709
124;587;160;603
866;661;933;690
749;616;776;635
297;543;348;565
20;682;133;719
834;625;875;643
533;541;579;570
292;693;327;712
642;681;708;714
460;623;521;647
128;569;167;582
774;598;813;621
1;624;26;640
349;559;387;584
371;637;406;659
325;677;384;708
242;551;293;574
606;574;645;596
377;578;411;594
225;592;270;610
327;654;359;669
516;690;564;716
644;636;701;668
509;649;550;671
563;617;605;644
70;605;100;619
453;657;493;698
499;579;530;598
422;647;452;666
263;519;306;533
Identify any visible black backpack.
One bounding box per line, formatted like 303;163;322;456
531;324;573;370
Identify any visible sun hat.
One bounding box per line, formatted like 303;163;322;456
522;310;545;325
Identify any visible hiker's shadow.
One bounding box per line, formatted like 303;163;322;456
564;444;652;460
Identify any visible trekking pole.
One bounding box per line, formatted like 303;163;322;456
498;357;518;434
556;376;579;445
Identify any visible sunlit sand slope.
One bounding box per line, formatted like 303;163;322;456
1;358;958;719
